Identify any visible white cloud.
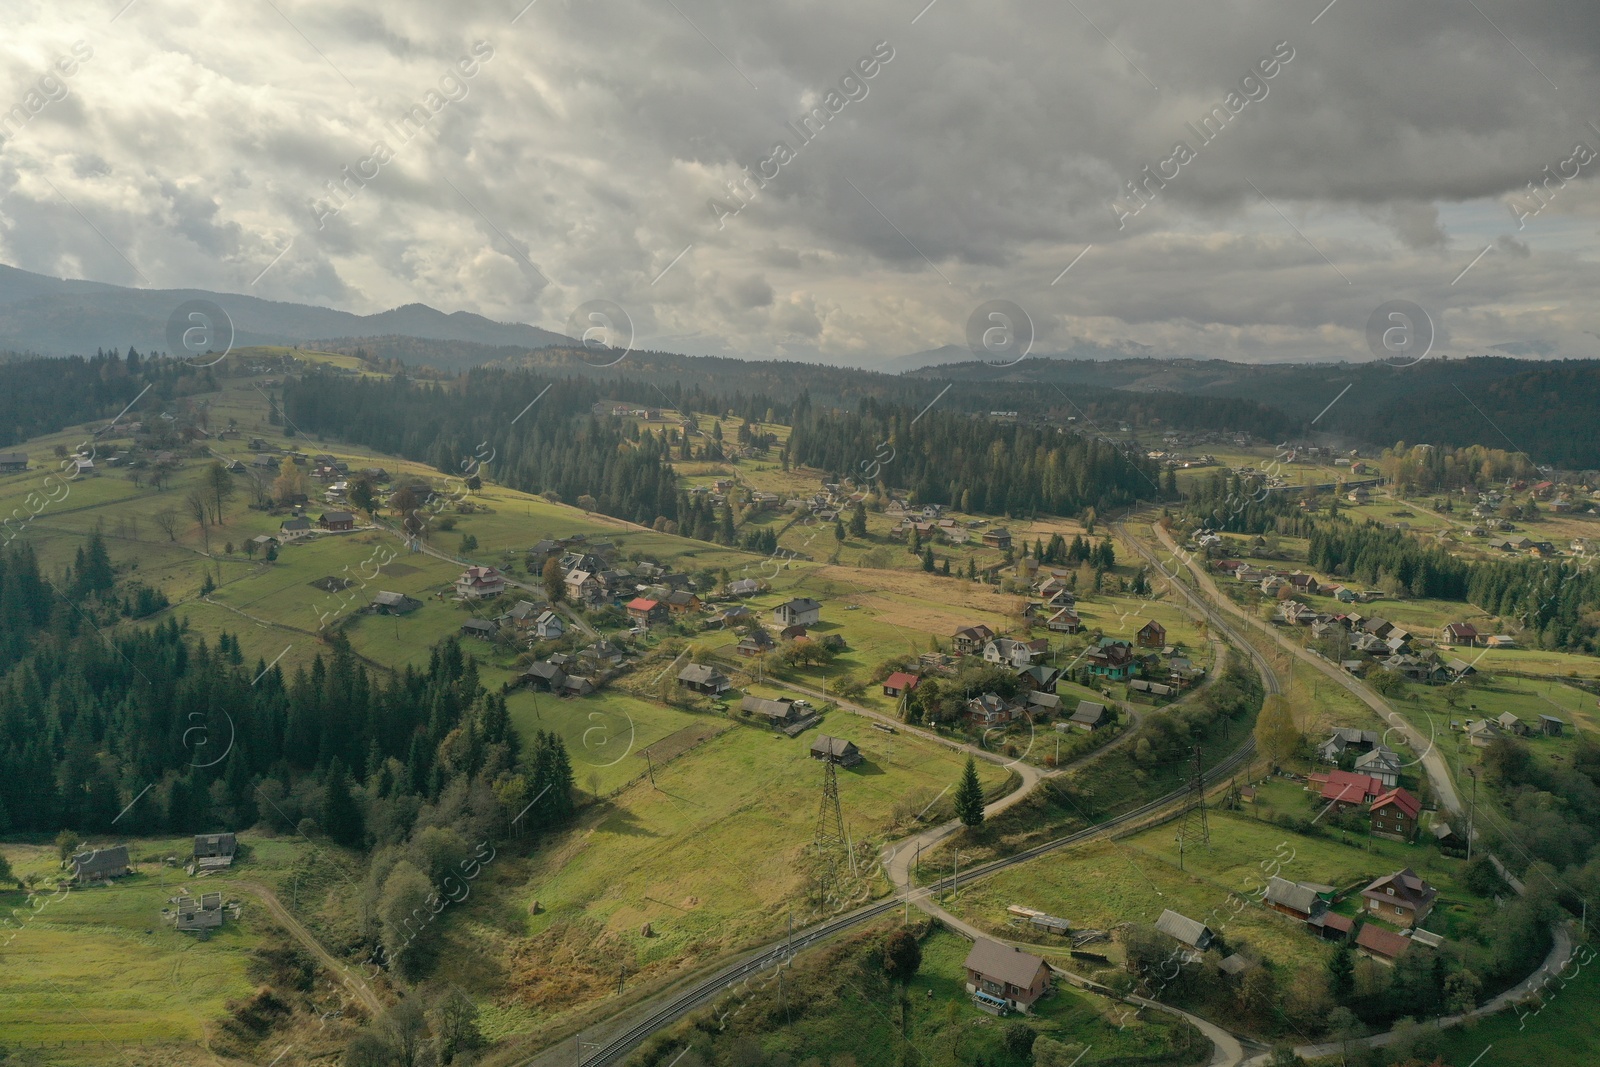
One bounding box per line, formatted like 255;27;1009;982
1;0;1599;365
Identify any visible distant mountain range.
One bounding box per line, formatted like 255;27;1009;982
0;264;574;357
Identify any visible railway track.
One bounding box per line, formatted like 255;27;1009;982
540;518;1279;1067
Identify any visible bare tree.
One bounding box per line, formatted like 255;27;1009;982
185;488;211;551
207;460;236;524
153;506;180;541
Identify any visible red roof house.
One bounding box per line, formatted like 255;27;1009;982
883;672;920;697
1318;770;1384;809
625;597;662;622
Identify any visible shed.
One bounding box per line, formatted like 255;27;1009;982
72;845;131;884
1155;908;1214;950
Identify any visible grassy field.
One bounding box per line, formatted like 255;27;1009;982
0;834;323;1062
465;714;1014;1034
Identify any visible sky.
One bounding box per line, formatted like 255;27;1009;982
2;0;1599;366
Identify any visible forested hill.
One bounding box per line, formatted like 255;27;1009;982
0;351;212;448
284;368;1162;522
786;399;1162;516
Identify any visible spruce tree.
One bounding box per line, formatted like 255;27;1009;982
954;756;985;829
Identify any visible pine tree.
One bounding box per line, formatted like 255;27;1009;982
954;756;985;829
543;556;565;604
321;757;365;847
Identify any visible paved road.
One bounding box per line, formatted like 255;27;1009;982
236;880;384;1017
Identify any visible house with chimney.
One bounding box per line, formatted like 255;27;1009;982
963;939;1051;1014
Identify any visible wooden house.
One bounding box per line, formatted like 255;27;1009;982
72;845;131;884
1263;877;1320;921
1539;714;1566;737
1369;788;1421;842
1136;620;1167;648
736;630;775;656
318;510;355;531
626;597;664;624
1361;868;1437;928
370;591;421;615
982;528;1013;550
1084;638;1135;681
1068;700;1111;731
665;590;701;616
677;663;731;695
810;734;862;766
460;618;496;641
193;833;238;869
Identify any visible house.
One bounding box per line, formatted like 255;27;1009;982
1539;714;1566;737
1484;635;1516;648
983;637;1048;669
982;528;1013;551
1128;678;1175;699
1466;719;1506;748
564;569;601;602
279;517;312;539
1354;747;1403;788
1047;608;1082;633
726;578;762;597
562;676;596;697
626;597;664;624
1331;586;1358;603
456;566;506;599
665;590;702;616
1026;691;1061;716
773;598;822;627
1068;700;1112;731
1085;638;1136;681
676;663;731;695
810;734;863;766
967;692;1018;727
1355;923;1413;963
743;695;803;727
1287;572;1322;596
780;624;810;641
370;591;422;615
1317;728;1381;763
1361;868;1437;928
579;640;625;669
533;610;565;641
0;452;29;472
1263;877;1321;921
1496;712;1530;737
1136;620;1167;648
1315;770;1385;809
72;845;131;884
521;661;568;692
1443;622;1479;646
962;939;1051;1014
193;833;238;869
1154;909;1214;951
248;534;279;552
1016;664;1062;693
883;672;920;698
952;624;997;654
737;630;776;656
1369;788;1422;842
460;618;497;641
318;510;355;531
501;599;544;631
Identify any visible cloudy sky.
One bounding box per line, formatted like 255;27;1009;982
2;0;1599;365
